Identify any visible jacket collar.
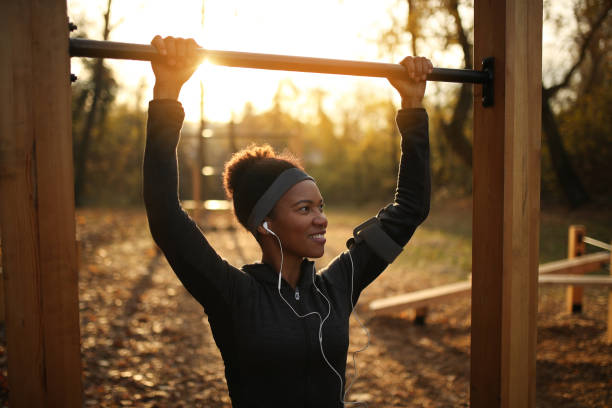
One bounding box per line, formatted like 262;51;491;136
242;258;316;289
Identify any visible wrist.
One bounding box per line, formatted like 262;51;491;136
153;82;181;100
400;97;423;109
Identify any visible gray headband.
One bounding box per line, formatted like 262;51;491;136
247;167;314;234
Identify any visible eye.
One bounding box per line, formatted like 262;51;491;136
298;206;310;213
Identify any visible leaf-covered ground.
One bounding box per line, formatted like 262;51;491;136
0;202;611;407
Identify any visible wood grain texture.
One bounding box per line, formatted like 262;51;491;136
538;252;608;275
608;248;612;344
566;225;586;313
369;251;606;316
369;281;472;314
472;1;542;407
539;275;612;286
0;0;82;406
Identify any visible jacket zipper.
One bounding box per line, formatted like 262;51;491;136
295;287;300;300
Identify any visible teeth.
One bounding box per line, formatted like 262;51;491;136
310;234;324;239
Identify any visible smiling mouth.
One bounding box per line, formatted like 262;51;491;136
309;233;326;242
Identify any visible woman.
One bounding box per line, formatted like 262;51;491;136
144;35;432;407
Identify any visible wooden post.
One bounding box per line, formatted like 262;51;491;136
566;225;586;313
472;1;542;407
414;306;428;326
0;246;4;323
607;244;612;344
0;1;82;406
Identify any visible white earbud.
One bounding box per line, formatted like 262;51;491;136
263;221;275;235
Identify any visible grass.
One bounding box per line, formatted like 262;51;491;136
323;197;612;281
539;207;612;263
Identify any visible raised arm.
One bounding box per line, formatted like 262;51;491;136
379;56;433;245
330;57;432;300
143;36;246;313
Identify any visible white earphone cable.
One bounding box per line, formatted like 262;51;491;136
267;226;369;407
343;251;370;403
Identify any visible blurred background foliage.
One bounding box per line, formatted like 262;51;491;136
71;0;612;209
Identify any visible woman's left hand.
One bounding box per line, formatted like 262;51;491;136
388;56;433;109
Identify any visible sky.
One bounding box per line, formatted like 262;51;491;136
68;0;574;123
69;0;415;123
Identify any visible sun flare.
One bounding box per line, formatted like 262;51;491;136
68;0;465;123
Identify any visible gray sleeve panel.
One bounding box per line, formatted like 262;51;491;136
346;216;403;264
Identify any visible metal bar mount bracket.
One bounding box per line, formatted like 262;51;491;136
481;57;494;107
69;38;495;107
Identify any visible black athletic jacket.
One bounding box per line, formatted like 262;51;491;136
143;99;430;407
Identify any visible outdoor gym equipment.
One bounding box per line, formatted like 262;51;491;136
68;37;495;107
0;3;543;405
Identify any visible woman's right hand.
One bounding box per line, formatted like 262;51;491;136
151;35;203;100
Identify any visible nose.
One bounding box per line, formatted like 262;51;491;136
314;211;328;228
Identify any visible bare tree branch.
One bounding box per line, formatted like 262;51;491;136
546;1;612;97
448;0;472;69
407;0;419;55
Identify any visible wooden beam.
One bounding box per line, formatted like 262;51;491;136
539;275;612;286
472;1;542;407
566;225;586;313
538;251;609;275
369;265;612;316
369;281;472;315
583;236;612;251
369;251;609;316
0;1;82;406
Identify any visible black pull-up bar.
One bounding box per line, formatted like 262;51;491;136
69;38;494;107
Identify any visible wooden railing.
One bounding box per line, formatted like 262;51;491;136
369;225;611;343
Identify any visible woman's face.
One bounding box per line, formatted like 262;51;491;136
265;180;328;259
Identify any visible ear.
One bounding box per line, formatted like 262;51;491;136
256;219;271;236
256;224;268;235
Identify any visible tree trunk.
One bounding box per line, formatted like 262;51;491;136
440;0;474;169
74;0;113;206
441;82;473;167
541;89;590;207
74;60;104;205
